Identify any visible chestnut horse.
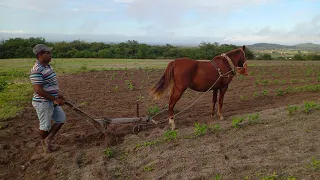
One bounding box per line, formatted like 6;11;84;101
150;46;248;130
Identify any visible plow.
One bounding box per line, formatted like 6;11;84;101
64;100;168;136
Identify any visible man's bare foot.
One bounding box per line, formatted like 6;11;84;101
41;139;59;153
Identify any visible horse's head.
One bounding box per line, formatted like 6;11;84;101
236;45;248;76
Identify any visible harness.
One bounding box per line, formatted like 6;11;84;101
210;56;235;78
210;49;246;78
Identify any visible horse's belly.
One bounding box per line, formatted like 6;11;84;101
189;82;216;92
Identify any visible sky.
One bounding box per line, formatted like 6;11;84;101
0;0;320;45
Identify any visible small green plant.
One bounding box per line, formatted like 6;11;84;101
214;174;221;180
262;79;269;85
307;157;320;171
285;87;293;93
290;79;297;83
119;151;129;161
303;101;318;114
194;122;208;137
261;89;268;96
248;113;260;123
136;94;144;101
125;80;135;91
237;75;245;80
80;65;88;71
111;72;117;80
148;105;160;116
260;171;278;180
287;105;298;115
273;80;279;84
0;78;8;92
136;140;161;148
114;84;119;92
287;177;297;180
275;88;284;96
104;147;114;158
232;116;245;128
240;95;248;100
209;124;221;133
164;130;177;141
143;165;154;172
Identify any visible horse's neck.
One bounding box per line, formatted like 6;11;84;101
226;51;240;66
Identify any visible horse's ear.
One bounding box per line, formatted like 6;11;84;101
242;45;246;51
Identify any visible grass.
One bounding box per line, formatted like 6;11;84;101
0;76;32;120
0;58;172;74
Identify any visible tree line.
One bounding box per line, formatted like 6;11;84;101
1;37;319;60
0;37;255;59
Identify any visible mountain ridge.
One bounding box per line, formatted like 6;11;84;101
247;42;320;51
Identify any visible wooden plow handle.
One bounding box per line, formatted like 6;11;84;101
64;101;108;135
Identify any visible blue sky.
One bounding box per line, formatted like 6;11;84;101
0;0;320;45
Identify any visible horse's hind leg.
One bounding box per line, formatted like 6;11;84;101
168;87;185;130
211;88;218;117
217;86;228;120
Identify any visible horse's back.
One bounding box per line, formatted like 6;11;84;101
174;57;198;73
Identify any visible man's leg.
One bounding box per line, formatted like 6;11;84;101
45;123;64;146
45;105;66;150
32;101;54;152
39;130;49;139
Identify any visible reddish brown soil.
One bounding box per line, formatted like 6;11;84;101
1;64;320;179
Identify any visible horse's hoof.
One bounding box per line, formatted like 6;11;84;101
219;116;224;121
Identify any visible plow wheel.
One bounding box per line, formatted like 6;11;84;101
132;124;144;134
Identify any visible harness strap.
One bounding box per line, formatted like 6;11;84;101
221;53;236;75
210;60;222;76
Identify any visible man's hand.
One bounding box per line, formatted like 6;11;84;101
58;94;65;100
54;97;65;106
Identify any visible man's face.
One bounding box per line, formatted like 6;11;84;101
39;51;52;64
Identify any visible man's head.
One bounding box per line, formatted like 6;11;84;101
33;44;53;64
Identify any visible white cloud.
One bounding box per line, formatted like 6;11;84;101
1;0;319;45
113;0;137;3
0;30;26;33
71;8;112;12
0;0;65;12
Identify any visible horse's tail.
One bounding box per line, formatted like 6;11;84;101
150;61;175;100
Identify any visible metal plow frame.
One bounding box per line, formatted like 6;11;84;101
64;101;165;136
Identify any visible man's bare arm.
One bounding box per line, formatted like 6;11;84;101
33;84;56;101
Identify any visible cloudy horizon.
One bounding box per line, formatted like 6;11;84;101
1;0;319;45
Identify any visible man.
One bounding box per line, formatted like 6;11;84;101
30;44;66;152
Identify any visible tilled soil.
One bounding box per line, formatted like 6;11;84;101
1;64;320;179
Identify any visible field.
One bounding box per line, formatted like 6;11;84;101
1;58;320;179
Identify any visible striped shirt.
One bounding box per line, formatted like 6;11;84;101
29;60;59;102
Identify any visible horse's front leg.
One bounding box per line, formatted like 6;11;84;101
217;86;228;120
211;89;218;117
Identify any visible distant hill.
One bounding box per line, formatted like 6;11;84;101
248;43;320;51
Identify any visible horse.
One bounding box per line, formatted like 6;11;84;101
150;45;248;130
